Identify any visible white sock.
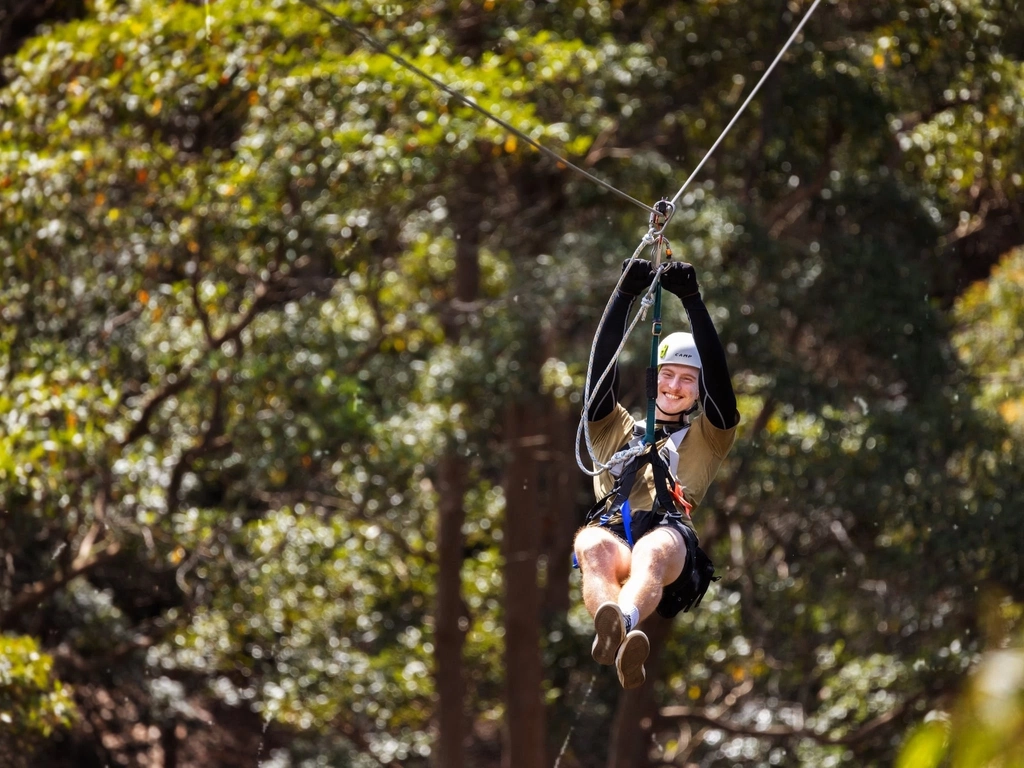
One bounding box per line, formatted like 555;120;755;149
622;604;640;633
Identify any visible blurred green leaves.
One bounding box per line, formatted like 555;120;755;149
899;598;1024;768
0;635;76;759
954;247;1024;438
0;0;1023;766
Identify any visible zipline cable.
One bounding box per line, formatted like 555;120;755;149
576;0;824;472
288;0;823;473
657;0;824;232
293;0;657;215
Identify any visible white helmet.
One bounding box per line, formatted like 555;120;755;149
658;332;701;370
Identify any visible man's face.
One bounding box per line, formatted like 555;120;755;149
656;364;699;419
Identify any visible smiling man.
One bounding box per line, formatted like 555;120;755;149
575;259;740;689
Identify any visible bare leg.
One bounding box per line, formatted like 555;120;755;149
617;526;686;622
573;526;632;617
575;526;633;665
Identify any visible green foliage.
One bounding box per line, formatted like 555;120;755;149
0;0;1022;766
953;247;1024;437
898;599;1024;768
0;635;76;763
898;721;950;768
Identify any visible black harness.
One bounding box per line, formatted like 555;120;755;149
584;420;691;544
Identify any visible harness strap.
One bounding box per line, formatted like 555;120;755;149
585;442;686;532
582;489;616;525
649;451;685;519
605;451;643;547
574;438;690;568
621;501;634;547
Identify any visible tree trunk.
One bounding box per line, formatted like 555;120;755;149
541;396;577;618
607;613;675;768
433;173;483;768
502;401;546;768
435;454;468;768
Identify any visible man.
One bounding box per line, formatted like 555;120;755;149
575;258;740;689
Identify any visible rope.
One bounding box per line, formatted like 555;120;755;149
551;670;598;768
293;0;656;215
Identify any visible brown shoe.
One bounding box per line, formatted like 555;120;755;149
591;602;626;665
615;630;650;689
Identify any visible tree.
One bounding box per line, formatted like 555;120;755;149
1;0;1023;766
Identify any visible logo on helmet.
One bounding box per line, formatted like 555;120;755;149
657;332;702;369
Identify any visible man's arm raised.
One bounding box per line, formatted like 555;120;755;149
661;261;739;430
587;259;655;422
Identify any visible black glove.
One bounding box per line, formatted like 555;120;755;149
660;261;699;299
618;258;655;296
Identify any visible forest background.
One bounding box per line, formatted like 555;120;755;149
1;0;1023;767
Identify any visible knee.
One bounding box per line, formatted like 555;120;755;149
632;533;684;569
574;527;620;567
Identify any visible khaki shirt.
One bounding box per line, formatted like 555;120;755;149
589;404;737;528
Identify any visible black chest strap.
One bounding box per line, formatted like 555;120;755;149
585;437;683;527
